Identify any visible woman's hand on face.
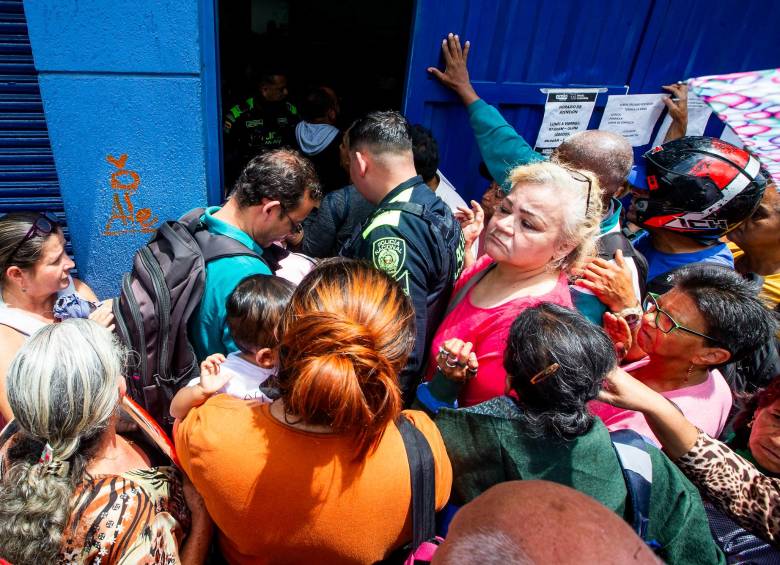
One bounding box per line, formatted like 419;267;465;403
198;354;230;395
573;249;637;312
437;338;478;383
88;299;115;331
454;200;485;247
598;366;657;412
602;311;632;360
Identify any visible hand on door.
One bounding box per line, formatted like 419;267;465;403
427;33;480;106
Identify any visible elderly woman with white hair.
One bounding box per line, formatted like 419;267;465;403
0;319;212;564
421;161;603;408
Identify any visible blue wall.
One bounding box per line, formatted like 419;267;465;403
23;0;221;297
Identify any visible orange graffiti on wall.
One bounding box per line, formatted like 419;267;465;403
103;154;159;236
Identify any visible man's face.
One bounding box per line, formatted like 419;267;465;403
249;190;317;247
261;75;289;102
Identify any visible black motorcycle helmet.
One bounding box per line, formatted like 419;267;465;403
632;136;767;239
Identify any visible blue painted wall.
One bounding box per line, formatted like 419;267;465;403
22;0;221;297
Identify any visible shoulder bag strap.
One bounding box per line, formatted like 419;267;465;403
443;262;496;320
397;415;437;548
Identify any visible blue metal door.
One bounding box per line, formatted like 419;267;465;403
403;0;780;202
0;0;73;258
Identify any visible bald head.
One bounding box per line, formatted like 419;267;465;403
554;130;634;203
433;481;660;565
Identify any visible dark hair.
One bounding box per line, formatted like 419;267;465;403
410;124;440;183
301;86;337;122
227;274;295;354
346;111;412;156
504;303;617;440
0;212;62;281
277;258;415;457
231;148;322;210
731;374;780;453
670;264;778;362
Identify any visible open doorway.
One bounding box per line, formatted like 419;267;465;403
218;0;414;189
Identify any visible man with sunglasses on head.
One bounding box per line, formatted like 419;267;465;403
188;149;320;362
428;33;645;327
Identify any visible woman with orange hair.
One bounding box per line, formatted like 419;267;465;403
174;258;452;564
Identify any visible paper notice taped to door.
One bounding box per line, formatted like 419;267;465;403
598;94;668;146
534;89;599;155
651;94;713;147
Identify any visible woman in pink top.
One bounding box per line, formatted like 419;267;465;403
591;264;777;442
428;161;605;406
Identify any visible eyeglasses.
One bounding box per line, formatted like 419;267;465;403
282;209;303;234
642;292;721;344
560;166;593;215
7;213;58;263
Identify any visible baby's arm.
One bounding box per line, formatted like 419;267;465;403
170;354;230;420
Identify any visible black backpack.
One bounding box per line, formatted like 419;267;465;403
113;208;264;432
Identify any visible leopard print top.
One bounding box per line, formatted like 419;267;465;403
676;431;780;543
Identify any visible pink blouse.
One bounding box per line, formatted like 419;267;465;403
427;255;573;407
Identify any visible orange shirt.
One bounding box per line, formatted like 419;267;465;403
175;395;452;564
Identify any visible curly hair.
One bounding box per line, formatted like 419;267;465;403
0;320;124;563
504;303;617;440
231;148;322;210
276;258;415;458
508;161;604;272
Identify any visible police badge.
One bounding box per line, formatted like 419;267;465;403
372;237;406;277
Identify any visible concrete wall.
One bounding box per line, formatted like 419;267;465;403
23;0;221;297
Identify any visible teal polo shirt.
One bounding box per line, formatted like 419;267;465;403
188;206;272;361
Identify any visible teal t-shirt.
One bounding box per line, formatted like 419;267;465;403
189;206;272;361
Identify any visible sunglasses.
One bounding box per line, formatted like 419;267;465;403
642;292;721;344
7;213;58;263
560;166;593;215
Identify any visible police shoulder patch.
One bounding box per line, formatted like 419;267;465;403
372;237;406;277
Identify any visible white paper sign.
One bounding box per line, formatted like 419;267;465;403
534;89;599;154
598;94;668;146
651;93;713;147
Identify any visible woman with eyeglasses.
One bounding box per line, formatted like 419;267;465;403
416;303;724;565
421;161;603;409
590;264;777;444
0;213;114;424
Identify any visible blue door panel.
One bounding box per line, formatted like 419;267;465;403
404;0;780;203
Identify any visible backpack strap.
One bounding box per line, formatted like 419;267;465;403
443;262;497;319
610;429;657;546
179;208;266;265
397;415;436;549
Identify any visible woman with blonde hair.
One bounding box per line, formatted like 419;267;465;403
423;160;602;408
175;258;452;564
0;319;211;564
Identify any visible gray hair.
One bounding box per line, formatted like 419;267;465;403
0;319;125;563
508;161;604;272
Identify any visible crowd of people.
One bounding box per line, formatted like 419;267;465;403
0;33;779;564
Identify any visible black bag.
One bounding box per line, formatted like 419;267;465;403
113;208;264;432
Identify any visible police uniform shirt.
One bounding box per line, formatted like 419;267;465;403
340;175;465;401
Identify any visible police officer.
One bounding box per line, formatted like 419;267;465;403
340;111;465;402
223;71;299;185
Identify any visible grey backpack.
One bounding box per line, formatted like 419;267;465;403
113;208;264;432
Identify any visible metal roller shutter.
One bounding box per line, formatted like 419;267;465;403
0;0;75;266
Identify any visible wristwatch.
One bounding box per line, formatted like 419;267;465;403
613;305;643;329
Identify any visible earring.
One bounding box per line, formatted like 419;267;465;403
21;287;27;293
748;416;755;429
685;364;694;382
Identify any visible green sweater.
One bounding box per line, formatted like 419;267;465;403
435;397;725;565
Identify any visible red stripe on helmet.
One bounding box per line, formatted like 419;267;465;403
689;157;738;190
642;213;683;228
